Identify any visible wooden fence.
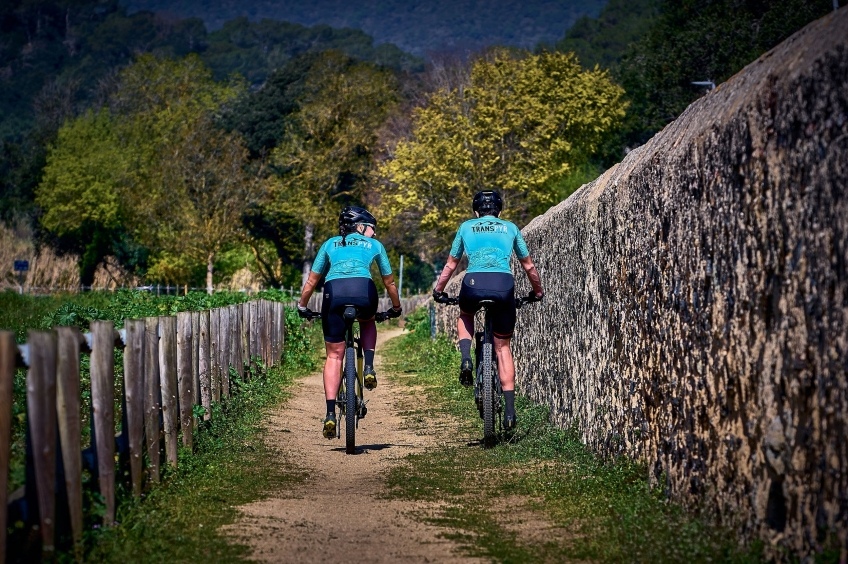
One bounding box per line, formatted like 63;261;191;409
0;300;285;561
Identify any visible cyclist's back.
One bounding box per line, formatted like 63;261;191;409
451;216;529;275
432;190;544;430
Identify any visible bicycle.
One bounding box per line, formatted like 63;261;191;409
435;291;540;446
303;307;397;454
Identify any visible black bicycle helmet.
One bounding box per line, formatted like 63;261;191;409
338;206;377;245
472;190;503;216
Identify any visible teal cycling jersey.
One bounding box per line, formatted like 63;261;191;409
312;234;393;282
449;216;529;274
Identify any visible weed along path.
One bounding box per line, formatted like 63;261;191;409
224;327;484;563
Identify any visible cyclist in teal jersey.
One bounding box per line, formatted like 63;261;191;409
432;190;543;430
298;206;402;439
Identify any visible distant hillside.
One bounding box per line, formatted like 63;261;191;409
121;0;607;57
0;0;418;141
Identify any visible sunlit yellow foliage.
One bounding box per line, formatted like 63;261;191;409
269;51;399;243
379;49;627;248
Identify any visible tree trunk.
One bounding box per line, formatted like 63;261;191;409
301;222;315;287
206;253;214;295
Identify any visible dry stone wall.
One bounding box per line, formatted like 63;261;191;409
437;9;848;558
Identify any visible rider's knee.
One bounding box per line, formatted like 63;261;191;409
493;335;512;351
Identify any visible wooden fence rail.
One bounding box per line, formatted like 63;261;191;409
0;299;285;562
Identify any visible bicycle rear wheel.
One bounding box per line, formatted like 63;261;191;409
481;342;495;445
345;346;357;454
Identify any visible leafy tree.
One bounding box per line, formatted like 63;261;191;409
37;54;257;290
554;0;660;70
268;51;400;283
617;0;840;145
36;109;130;284
378;48;627;255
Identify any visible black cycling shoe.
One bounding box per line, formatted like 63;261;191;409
459;358;473;387
363;365;377;390
503;413;517;432
322;412;337;439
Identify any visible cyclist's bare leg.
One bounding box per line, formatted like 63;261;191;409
323;341;345;400
457;311;474;341
493;335;514;391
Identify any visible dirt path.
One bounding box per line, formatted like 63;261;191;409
224;328;483;563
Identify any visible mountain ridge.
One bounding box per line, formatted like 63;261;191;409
121;0;607;57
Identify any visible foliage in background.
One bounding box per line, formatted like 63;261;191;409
556;0;843;151
381;319;766;562
268;51;400;279
122;0;606;58
37;54;258;287
0;0;419;142
378;48;626;257
554;0;660;72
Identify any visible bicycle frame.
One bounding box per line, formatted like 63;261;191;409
435;292;539;446
306;306;393;454
474;300;502;444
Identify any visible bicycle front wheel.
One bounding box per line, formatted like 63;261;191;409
345;346;357;454
481;342;496;445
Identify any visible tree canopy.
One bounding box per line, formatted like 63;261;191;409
37;54;256;288
378;48;627;254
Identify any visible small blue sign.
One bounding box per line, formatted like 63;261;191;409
14;260;29;272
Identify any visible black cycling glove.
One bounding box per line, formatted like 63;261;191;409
297;305;313;319
432;289;449;303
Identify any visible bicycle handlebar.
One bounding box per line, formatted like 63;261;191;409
433;293;541;309
515;294;543;309
300;310;398;323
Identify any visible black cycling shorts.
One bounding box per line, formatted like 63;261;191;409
321;277;378;343
458;272;516;337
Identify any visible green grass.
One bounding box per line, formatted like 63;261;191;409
85;309;323;561
2;290;321;561
382;325;766;563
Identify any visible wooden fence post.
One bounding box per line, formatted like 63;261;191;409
191;311;200;413
259;300;271;367
198;310;211;420
220;307;230;398
210;308;221;403
123;320;145;498
90;321;116;525
241;303;250;375
26;331;58;556
158;316;178;467
55;327;84;550
176;312;193;450
144;317;161;484
0;331;16;562
230;305;243;382
250;301;259;367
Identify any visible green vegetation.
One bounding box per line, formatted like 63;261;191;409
379;48;626;255
2;290;321;560
123;0;606;57
553;0;843;150
85;307;320;561
381;320;764;562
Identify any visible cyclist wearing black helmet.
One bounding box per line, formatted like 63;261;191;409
432;190;544;430
298;206;402;439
